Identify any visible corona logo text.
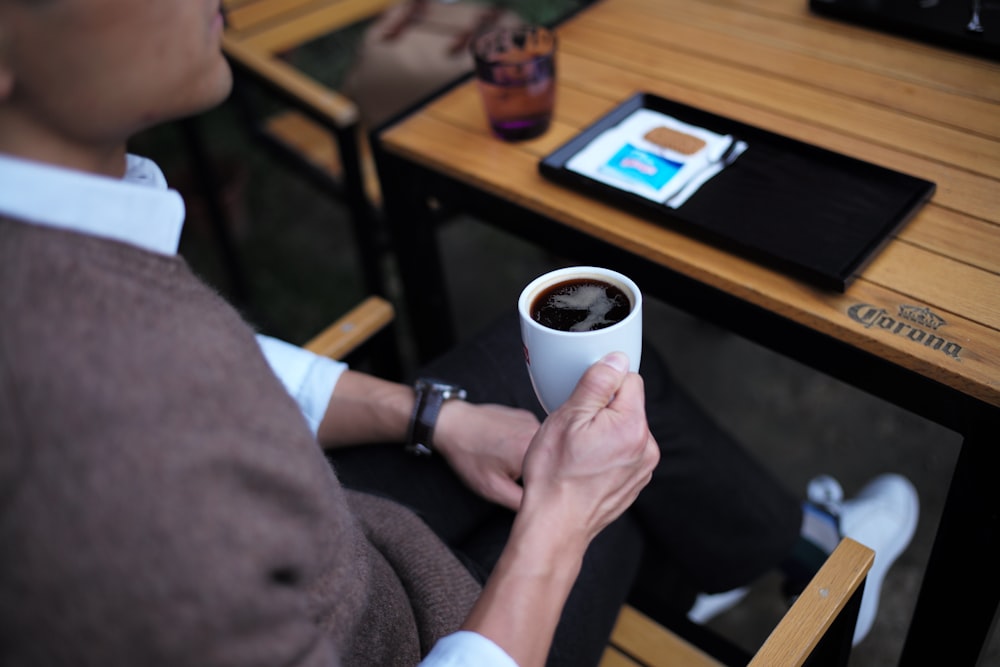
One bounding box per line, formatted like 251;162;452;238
847;303;962;360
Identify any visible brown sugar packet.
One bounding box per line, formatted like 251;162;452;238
643;126;707;155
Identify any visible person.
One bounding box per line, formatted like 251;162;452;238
0;0;919;665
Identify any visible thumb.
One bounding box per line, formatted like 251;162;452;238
564;352;630;412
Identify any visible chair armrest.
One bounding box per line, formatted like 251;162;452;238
749;537;875;667
222;35;360;129
605;605;725;667
304;295;394;360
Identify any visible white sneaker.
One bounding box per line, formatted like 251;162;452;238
807;474;920;645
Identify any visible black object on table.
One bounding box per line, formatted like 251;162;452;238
809;0;1000;62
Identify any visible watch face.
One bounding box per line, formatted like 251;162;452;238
443;387;468;401
421;378;465;398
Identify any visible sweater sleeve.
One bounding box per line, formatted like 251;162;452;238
256;334;347;436
420;632;519;667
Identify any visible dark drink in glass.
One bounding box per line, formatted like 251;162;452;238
472;25;556;142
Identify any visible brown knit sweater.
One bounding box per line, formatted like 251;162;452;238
0;219;480;666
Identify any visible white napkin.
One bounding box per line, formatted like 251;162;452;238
567;108;747;208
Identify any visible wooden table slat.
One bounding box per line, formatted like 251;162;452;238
427;82;1000;264
588;6;1000;139
863;241;1000;331
623;0;1000;102
424;84;1000;279
558;23;1000;180
896;209;1000;276
545;50;999;223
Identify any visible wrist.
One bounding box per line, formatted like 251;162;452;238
319;371;414;446
509;496;589;575
462;507;584;663
519;475;606;555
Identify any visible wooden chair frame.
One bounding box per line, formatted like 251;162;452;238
221;0;399;297
603;538;873;667
303;294;396;359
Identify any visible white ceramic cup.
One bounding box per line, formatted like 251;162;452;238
518;266;642;413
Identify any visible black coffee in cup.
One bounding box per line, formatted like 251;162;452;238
530;278;631;332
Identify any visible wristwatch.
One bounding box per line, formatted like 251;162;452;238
405;378;467;456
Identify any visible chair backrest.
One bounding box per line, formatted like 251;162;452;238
220;0;402;298
220;0;394;183
219;0;514;211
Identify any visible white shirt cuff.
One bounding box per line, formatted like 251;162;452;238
255;334;347;435
419;632;518;667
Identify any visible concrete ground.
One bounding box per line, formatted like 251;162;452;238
145;96;997;665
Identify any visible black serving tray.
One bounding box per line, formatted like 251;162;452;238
538;92;936;292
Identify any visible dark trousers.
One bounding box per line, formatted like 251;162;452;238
328;313;801;666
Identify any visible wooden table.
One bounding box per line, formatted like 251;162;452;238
373;0;1000;664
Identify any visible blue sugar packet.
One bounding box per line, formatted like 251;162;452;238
601;144;682;190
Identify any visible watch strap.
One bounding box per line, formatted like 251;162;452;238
406;378;466;456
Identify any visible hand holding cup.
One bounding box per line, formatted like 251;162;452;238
520;350;659;545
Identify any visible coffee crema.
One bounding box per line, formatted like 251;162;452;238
530;278;631;332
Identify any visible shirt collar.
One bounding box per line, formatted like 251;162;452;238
0;153;185;255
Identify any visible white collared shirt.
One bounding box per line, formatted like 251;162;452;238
0;152;344;435
0;152;516;667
